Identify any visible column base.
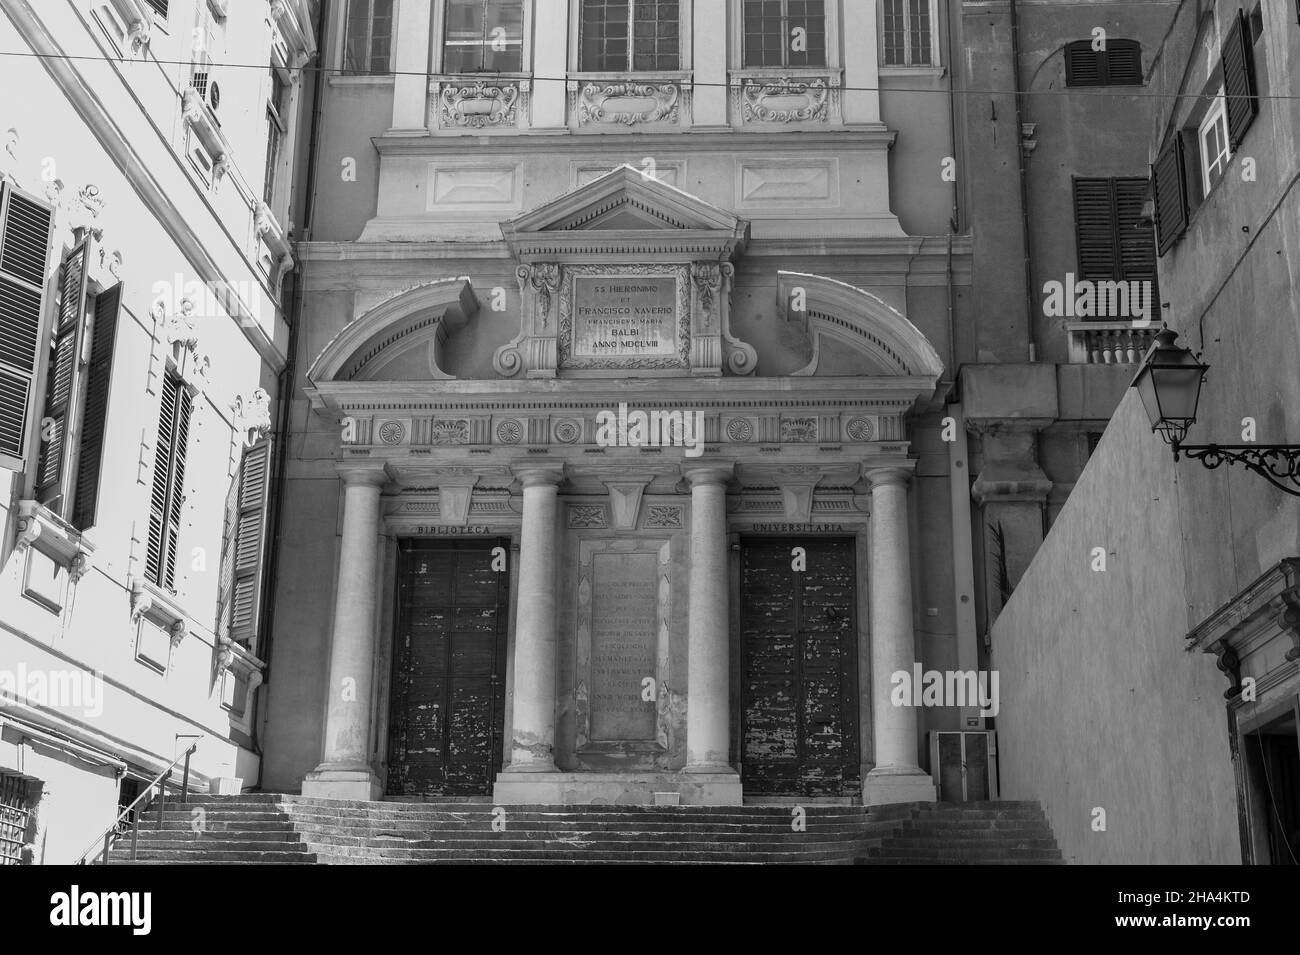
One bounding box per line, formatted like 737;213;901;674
863;768;937;807
301;768;383;801
493;772;743;806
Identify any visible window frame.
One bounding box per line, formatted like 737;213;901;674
263;69;289;207
439;0;528;74
573;0;688;74
340;0;395;76
740;0;829;70
879;0;939;71
1198;89;1231;197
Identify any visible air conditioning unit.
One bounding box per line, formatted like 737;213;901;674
930;730;998;802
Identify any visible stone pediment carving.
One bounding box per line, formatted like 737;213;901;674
307;277;479;383
501;165;749;262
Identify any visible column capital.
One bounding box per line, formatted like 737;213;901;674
336;461;392;487
682;463;734;488
865;465;914;491
512;463;565;489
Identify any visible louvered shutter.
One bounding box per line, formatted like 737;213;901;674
72;284;122;531
230;439;270;647
1114;178;1158;294
1072;178;1119;281
1104;40;1143;85
164;387;193;590
214;467;240;644
0;183;55;470
1221;9;1258;151
148;373;185;588
36;239;90;513
1152;136;1188;255
1065;41;1100;86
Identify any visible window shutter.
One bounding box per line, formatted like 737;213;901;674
1104;39;1143;85
214;466;241;644
36;239;90;513
1114;178;1157;291
1065;41;1101;86
164;387;193;590
1152;136;1188;255
1221;9;1259;151
0;182;55;470
230;439;271;647
1072;178;1119;281
72;283;122;531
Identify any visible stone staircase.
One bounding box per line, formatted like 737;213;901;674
104;795;1062;865
856;801;1065;865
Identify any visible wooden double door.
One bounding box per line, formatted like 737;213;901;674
738;538;860;797
386;540;509;796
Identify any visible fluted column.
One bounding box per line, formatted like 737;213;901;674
302;462;389;800
864;466;937;805
506;465;564;771
684;465;734;772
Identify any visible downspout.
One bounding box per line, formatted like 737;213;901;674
944;0;959;395
253;0;329;790
1009;0;1038;362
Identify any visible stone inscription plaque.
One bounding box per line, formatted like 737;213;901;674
590;552;658;741
572;276;677;360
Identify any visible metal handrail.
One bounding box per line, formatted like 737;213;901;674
75;743;198;865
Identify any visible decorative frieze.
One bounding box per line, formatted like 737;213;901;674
568;504;608;528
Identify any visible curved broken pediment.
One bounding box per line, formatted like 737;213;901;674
775;271;945;380
308;277;479;383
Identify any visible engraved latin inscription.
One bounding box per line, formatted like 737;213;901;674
590;552;658;741
573;276;677;359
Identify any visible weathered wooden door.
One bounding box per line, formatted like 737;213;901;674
739;538;859;797
387;540;509;796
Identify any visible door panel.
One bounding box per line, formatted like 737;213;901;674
740;538;859;797
387;540;508;796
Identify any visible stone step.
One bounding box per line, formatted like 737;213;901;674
288;828;877;845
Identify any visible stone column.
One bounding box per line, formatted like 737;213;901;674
302;462;389;800
864;467;936;805
505;466;564;771
684;466;734;772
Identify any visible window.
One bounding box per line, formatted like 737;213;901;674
264;70;288;206
343;0;394;75
144;0;168;19
743;0;826;68
216;440;271;648
1198;92;1231;195
882;0;932;67
69;284;121;531
579;0;680;72
0;182;55;474
1071;177;1158;301
1064;38;1143;86
146;371;193;592
443;0;524;72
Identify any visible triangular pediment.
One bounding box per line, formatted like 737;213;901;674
501;165;749;260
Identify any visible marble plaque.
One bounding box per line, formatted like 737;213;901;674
589;552;658;741
572;276;677;360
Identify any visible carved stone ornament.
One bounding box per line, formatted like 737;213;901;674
576;81;680;126
691;263;721;322
233;388;273;447
439;80;522;129
738;75;832;124
526;263;562;327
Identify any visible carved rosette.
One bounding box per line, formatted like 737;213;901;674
437;80;525;129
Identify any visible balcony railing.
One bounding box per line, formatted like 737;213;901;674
1066;322;1159;365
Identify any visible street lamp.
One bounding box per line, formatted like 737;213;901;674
1132;328;1300;496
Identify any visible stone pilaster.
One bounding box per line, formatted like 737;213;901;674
863;466;937;806
389;0;432;133
302;462;390;800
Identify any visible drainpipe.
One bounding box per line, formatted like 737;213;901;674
1009;0;1038;362
252;0;329;790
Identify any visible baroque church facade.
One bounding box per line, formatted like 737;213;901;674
263;0;972;807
